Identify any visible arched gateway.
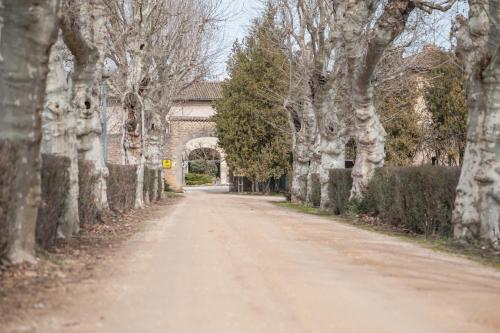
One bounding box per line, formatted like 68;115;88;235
163;82;229;190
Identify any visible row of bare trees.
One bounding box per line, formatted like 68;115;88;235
0;0;222;264
0;0;498;264
272;0;499;245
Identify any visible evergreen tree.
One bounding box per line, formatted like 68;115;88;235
375;54;425;166
214;7;291;183
424;52;468;166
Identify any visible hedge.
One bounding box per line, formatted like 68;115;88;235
36;154;71;249
328;169;353;214
328;166;461;237
363;166;460;236
185;173;214;186
143;167;158;203
107;163;137;213
0;141;21;258
309;173;321;207
78;160;100;225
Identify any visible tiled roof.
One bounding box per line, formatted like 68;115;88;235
174;82;223;102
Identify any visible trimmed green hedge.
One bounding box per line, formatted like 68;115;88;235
328;166;460;237
36;154;71;249
144;167;158;203
363;167;460;236
309;173;321;207
328;169;353;214
107;163;137;213
78;160;100;225
0;141;19;259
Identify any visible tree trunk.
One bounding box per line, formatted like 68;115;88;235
121;39;148;209
145;102;163;203
319;136;347;211
339;0;415;199
452;3;500;246
159;169;165;199
60;0;109;214
312;77;350;211
122;92;146;209
135;160;145;209
306;142;321;205
0;0;59;263
288;100;317;204
300;94;319;205
350;100;387;199
42;34;80;238
291;157;309;204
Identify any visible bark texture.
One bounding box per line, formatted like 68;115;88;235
337;0;415;199
287;96;318;204
312;64;350;211
280;0;350;207
123;92;146;209
452;0;500;245
60;0;109;214
317;90;349;210
42;34;80;237
306;99;321;204
145;102;164;202
0;0;59;263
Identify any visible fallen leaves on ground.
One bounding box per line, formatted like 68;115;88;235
0;197;180;324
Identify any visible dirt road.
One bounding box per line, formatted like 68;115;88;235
6;188;500;333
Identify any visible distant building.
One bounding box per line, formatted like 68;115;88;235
103;82;229;191
164;82;229;190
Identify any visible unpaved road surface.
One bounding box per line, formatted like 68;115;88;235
5;188;500;333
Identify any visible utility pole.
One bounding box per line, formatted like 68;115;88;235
100;81;108;163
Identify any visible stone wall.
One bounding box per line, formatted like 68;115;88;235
164;119;217;190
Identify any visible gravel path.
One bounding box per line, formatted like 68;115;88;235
8;188;500;333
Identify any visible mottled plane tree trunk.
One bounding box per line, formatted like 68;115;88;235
278;0;349;206
42;34;80;237
105;0;223;204
60;0;109;213
336;0;456;199
123;90;146;209
452;0;500;246
315;80;351;210
286;96;318;204
304;97;321;204
0;0;60;263
145;98;162;203
336;0;415;199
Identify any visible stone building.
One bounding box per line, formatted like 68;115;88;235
164;82;229;190
103;82;229;191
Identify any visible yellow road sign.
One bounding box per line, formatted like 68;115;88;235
163;160;172;169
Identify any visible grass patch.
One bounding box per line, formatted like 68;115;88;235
228;192;286;197
275;202;500;270
276;202;325;215
165;192;184;198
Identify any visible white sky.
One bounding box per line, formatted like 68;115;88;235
210;1;467;79
212;0;263;79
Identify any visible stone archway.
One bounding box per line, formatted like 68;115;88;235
182;137;228;187
163;117;229;190
162;82;225;190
